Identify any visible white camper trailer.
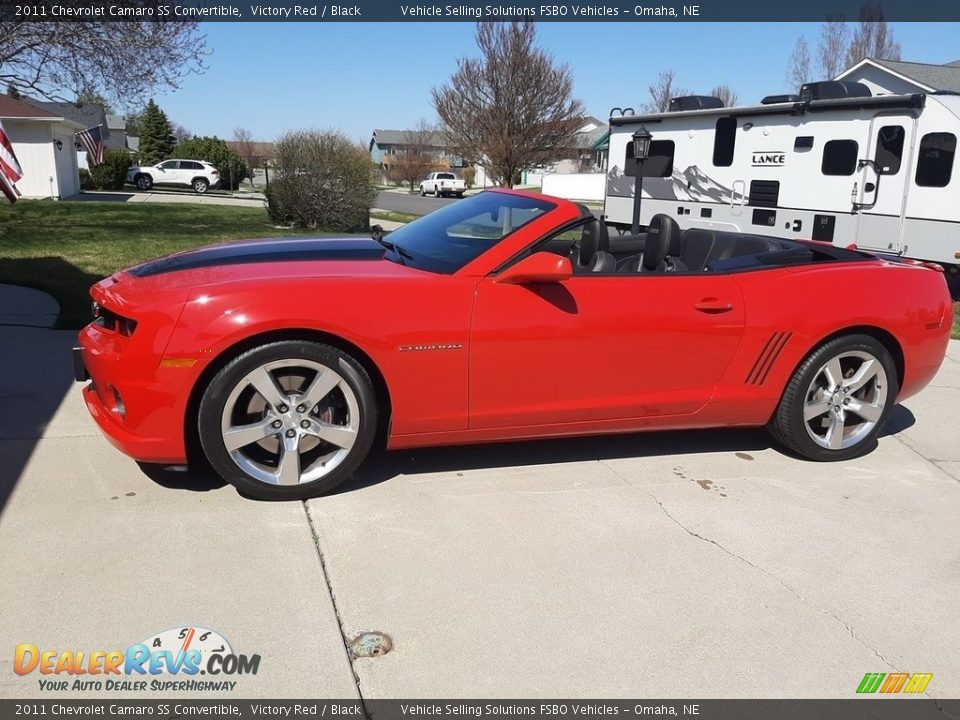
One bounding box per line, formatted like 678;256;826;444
603;82;960;297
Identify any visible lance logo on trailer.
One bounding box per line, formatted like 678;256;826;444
751;151;786;167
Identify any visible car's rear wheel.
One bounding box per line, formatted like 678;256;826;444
769;334;898;461
135;174;153;191
198;341;378;500
435;185;442;197
193;178;209;194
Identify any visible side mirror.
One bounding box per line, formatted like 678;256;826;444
495;252;572;285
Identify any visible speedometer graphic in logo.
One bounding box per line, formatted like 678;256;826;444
139;626;233;666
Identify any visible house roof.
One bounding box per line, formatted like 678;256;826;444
107;114;127;131
225;140;276;159
35;101;109;134
127;136;140;153
0;94;62;120
840;58;960;93
370;129;449;148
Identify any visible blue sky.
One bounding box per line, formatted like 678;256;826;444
152;22;960;143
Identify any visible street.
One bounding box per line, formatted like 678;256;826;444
1;322;959;698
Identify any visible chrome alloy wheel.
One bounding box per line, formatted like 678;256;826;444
219;359;360;486
802;350;888;451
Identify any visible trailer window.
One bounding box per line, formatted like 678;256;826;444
713;117;736;167
821;140;859;176
625;139;675;178
874;126;905;174
915;132;956;188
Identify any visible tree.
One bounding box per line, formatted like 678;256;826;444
172;123;192;144
646;70;688;113
174;136;246;191
74;87;113;115
391;119;440;191
0;21;207;107
6;84;20;100
710;84;739;107
786;37;812;92
816;16;850;80
137;100;175;166
233;127;257;182
846;1;901;68
432;21;584;188
266;129;376;231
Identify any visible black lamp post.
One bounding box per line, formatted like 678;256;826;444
631;125;652;234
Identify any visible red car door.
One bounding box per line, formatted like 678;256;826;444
468;273;745;430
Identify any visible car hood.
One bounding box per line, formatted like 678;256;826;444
128;236;387;279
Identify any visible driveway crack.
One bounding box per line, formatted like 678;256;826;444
302;501;368;712
597;458;898;671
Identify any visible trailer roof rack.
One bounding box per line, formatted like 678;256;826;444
609;93;927;125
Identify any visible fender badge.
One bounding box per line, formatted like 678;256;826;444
398;343;463;352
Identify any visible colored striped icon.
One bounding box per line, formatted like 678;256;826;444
857;672;933;694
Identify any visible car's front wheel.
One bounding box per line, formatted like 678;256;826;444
419;186;426;196
769;334;898;461
135;174;153;191
193;178;209;194
198;341;378;500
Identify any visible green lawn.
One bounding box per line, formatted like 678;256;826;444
953;304;960;340
0;201;314;328
370;210;420;225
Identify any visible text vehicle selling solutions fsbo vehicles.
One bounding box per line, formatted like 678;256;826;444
74;191;951;500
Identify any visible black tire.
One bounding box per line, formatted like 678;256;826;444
435;185;442;197
419;186;426;197
192;178;209;194
197;340;378;500
768;333;898;461
135;174;153;191
455;192;464;198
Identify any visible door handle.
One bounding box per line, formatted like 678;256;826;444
694;299;734;314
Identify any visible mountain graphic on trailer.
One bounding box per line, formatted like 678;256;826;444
607;165;735;203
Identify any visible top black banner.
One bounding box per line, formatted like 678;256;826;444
4;0;960;21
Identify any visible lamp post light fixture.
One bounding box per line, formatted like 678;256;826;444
631;125;652;234
54;139;63;152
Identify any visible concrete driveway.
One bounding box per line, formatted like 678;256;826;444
1;322;958;699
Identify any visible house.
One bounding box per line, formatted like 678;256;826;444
368;129;469;184
35;100;110;170
836;57;960;96
106;114;129;152
521;117;610;187
0;94;84;199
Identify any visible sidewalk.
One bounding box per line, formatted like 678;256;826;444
68;190;267;208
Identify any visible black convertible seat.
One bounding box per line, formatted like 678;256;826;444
680;229;784;271
618;214;686;272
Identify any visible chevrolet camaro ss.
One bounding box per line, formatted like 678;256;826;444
75;190;952;500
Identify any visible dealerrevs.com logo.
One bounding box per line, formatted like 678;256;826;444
13;626;261;692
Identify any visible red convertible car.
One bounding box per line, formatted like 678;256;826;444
75;190;952;500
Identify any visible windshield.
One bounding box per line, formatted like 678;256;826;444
383;192;554;274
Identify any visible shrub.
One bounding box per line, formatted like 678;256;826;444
78;168;94;190
462;166;476;188
88;149;132;190
173;136;247;190
266;129;376;232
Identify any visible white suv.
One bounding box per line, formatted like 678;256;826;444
128;159;221;194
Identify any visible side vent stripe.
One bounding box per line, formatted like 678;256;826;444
746;331;793;385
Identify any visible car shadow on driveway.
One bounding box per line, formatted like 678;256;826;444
133;404;917;500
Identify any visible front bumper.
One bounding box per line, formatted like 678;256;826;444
75;323;191;465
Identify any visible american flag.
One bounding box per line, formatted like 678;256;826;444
0;119;23;204
76;124;104;166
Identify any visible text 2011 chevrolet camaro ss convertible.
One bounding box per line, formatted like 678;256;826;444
75;191;952;500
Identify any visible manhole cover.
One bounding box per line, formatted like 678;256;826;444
349;631;393;658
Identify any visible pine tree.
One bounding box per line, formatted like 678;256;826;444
137;99;175;165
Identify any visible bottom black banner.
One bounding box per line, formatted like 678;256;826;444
2;699;959;720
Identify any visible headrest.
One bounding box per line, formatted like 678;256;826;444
577;220;608;266
642;214;681;271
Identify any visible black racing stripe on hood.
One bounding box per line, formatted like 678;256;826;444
128;237;386;277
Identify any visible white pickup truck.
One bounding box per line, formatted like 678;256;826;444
419;172;465;198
